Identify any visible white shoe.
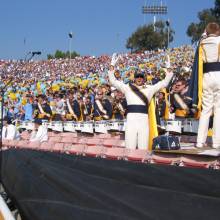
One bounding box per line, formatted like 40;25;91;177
212;145;220;150
196;143;207;148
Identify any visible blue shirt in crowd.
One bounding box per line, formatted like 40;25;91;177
23;103;33;121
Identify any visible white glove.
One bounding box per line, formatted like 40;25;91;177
111;53;120;67
201;32;207;40
164;55;171;69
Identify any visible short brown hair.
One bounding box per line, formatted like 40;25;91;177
205;22;220;35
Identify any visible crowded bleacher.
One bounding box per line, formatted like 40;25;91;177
1;45;206;150
0;45;194;124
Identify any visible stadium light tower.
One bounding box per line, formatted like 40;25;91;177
142;1;168;30
166;19;170;48
68;31;73;59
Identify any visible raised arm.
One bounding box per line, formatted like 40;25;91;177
108;53;127;94
151;70;173;94
108;69;127;94
147;55;174;100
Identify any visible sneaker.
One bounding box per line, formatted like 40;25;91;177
196;143;207;148
212;145;220;150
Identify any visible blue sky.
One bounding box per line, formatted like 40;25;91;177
0;0;215;60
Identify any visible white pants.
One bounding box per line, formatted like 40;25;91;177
125;113;149;150
197;71;220;147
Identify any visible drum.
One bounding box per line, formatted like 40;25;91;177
63;121;76;132
20;121;27;129
47;122;53;129
42;120;49;128
26;121;34;130
182;119;199;134
74;122;81;131
160;119;166;130
165;120;182;134
119;120;126;132
108;120;120;131
81;121;94;134
51;121;63;132
94;121;108;133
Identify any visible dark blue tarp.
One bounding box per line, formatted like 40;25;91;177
1;149;220;220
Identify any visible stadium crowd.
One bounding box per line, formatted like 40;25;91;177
0;45;194;130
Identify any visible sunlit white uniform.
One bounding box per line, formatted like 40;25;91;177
30;125;48;142
197;35;220;148
2;126;7;139
4;124;20;140
108;71;173;149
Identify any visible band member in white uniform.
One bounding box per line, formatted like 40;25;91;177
30;119;48;142
108;54;173;149
196;22;220;148
3;118;20;140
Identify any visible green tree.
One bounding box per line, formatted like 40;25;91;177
187;0;220;43
126;20;174;52
65;51;79;58
55;50;65;59
47;50;80;59
47;54;54;59
212;0;220;18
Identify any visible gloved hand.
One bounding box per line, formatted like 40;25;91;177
111;53;120;67
201;32;207;40
164;55;171;69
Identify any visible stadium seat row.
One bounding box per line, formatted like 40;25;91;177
2;139;219;169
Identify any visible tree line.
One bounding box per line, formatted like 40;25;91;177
47;50;79;59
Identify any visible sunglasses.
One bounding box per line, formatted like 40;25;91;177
135;74;144;79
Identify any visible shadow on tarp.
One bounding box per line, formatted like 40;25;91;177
1;148;220;220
